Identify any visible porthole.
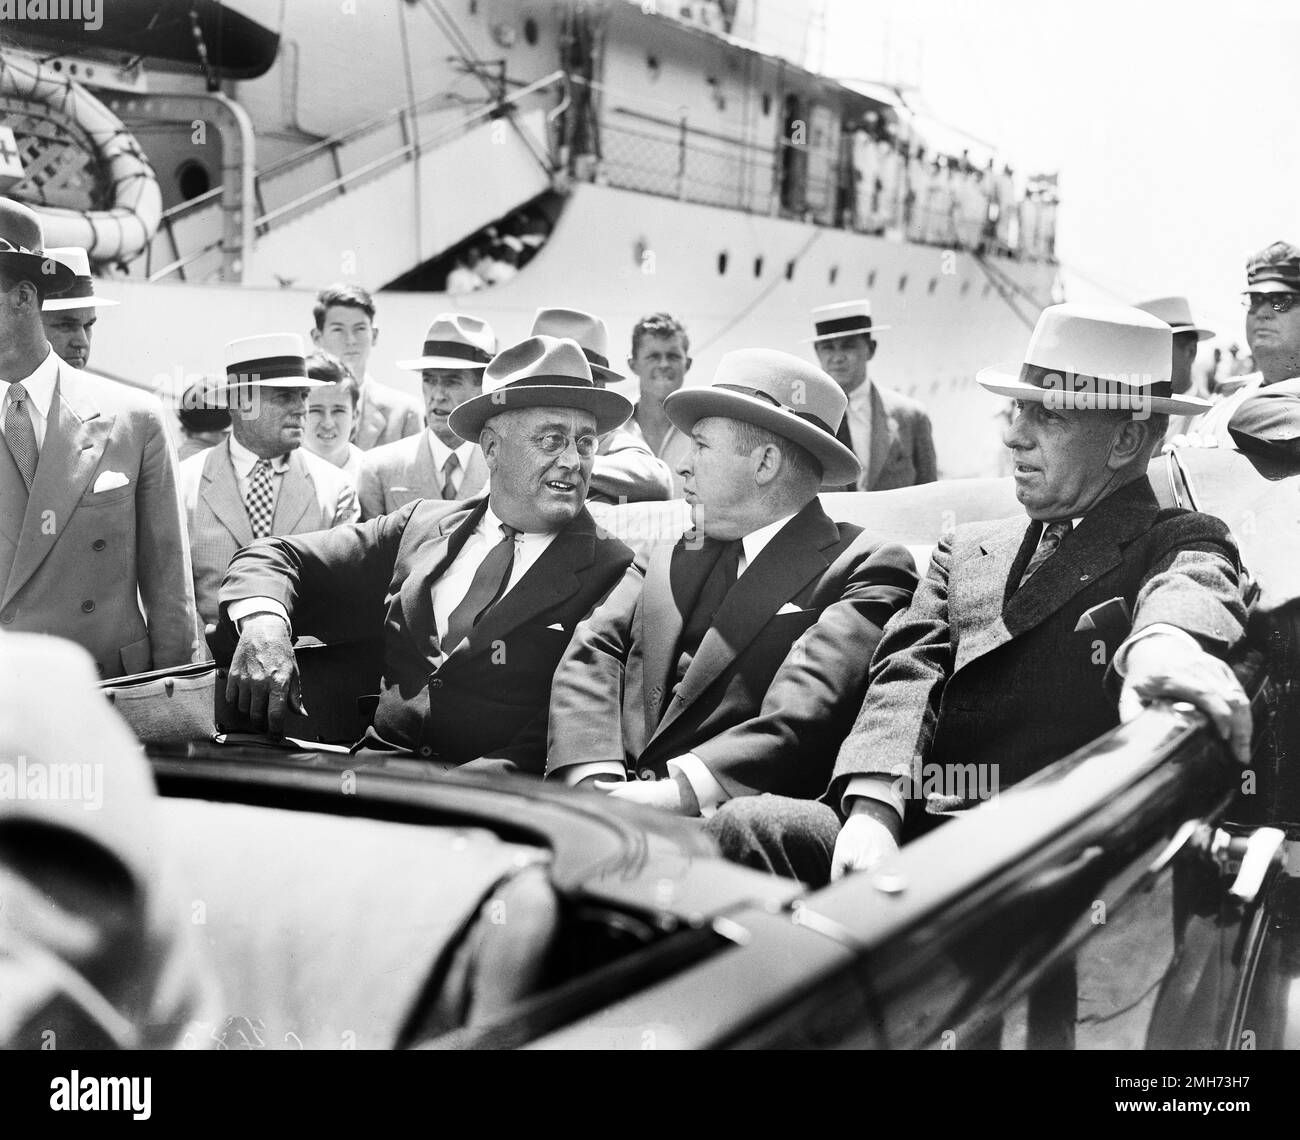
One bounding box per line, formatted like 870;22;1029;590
829;265;839;286
753;256;764;277
785;260;796;281
523;17;539;45
761;92;772;115
898;274;908;292
867;269;877;288
718;251;729;275
960;280;971;295
928;278;938;294
177;160;212;200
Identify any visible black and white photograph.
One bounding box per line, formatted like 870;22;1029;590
0;0;1295;1118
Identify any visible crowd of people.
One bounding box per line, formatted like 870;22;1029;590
2;191;1298;1043
845;121;1058;259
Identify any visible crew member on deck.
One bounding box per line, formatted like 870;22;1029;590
808;299;937;490
626;312;695;496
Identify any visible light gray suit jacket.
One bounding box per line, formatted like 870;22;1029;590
356;432;489;521
354;377;423;451
179;440;360;623
0;361;203;677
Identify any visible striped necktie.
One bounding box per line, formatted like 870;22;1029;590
4;382;39;490
1018;520;1071;589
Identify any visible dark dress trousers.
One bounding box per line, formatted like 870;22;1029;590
219;496;634;772
547;499;917;798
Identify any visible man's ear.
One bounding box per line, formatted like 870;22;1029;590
683;356;693;375
865;338;878;362
753;443;781;486
1107;417;1150;469
479;427;498;467
371;326;379;348
309;328;322;348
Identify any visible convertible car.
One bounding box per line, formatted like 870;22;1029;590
84;445;1300;1049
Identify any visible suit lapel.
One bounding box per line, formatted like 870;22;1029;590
465;509;596;654
0;430;24;551
953;480;1159;671
641;539;692;733
272;451;315;533
865;384;900;490
3;369;111;608
652;502;840;742
398;498;486;655
411;432;437;493
202;442;254;549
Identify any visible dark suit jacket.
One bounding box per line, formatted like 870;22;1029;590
828;478;1249;829
837;383;938;492
1227;377;1300;459
219;496;634;773
0;361;202;677
546;499;917;798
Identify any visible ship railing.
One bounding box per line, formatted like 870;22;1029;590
147;69;567;283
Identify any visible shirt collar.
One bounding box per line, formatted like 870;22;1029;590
847;378;875;410
427;429;475;468
742;511;798;567
1;348;59;418
228;433;293;477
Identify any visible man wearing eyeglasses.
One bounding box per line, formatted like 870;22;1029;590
1195;241;1300;458
217;337;636;774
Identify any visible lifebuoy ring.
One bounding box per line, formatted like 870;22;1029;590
0;50;161;265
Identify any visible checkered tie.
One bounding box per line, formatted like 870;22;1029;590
441;452;460;500
1018;520;1071;589
245;458;276;539
4;382;38;490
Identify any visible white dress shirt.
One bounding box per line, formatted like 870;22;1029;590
228;502;558;667
426;430;477;498
844;380;875;480
560;511;800;806
1;347;59;452
227;434;292;509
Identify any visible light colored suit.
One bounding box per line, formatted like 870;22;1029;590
356;431;488;520
0;361;203;678
179;439;360;623
354;376;423;451
837;383;938;492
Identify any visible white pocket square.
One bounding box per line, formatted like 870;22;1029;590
547;622;565;631
93;470;129;493
776;602;805;615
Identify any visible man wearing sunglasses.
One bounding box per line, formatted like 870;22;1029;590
1196;241;1300;458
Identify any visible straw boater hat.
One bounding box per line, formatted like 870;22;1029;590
41;247;119;311
396;313;497;371
448;335;633;442
976;303;1212;417
1133;296;1213;341
220;333;329;391
529;307;622;385
805;298;890;343
663;348;861;487
0;197;75;296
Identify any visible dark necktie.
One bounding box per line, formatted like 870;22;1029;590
834;414;859;490
674;539;742;683
441;452;460;500
1018;520;1071;589
4;382;39;490
444;523;519;652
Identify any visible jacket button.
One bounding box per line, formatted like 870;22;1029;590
92;539;106;551
81;600;95;613
0;610;11;624
637;768;655;781
430;678;443;689
418;745;433;758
